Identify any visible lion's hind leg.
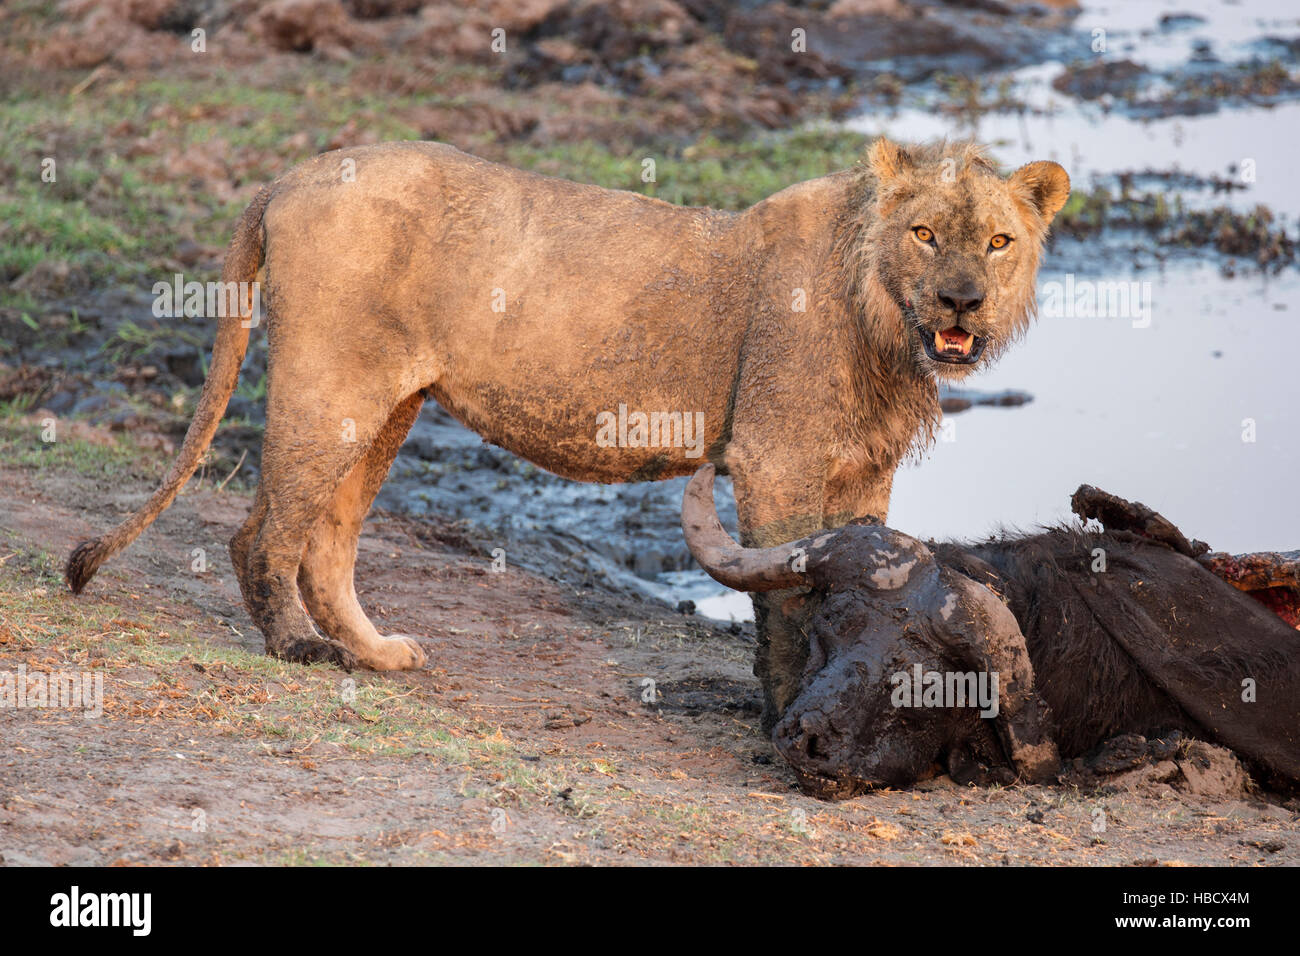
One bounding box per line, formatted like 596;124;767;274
296;390;427;671
232;372;416;669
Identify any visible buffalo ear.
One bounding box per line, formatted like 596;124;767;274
1010;160;1070;223
867;137;913;185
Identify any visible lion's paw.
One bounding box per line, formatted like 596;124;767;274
273;637;359;672
361;634;426;672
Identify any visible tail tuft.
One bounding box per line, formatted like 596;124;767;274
57;185;269;594
66;537;108;594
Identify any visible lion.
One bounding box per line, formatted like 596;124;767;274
65;138;1069;714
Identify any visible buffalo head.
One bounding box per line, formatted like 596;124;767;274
682;464;1059;798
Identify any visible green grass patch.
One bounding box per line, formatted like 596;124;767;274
507;126;869;209
0;407;168;480
0;557;523;767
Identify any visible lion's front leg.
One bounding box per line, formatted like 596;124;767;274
727;451;828;730
824;458;896;529
730;453;900;729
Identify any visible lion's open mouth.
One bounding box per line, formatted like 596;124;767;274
918;325;986;365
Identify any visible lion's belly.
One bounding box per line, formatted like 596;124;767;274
425;345;733;483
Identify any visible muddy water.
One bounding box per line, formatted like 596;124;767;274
383;0;1299;622
861;79;1300;212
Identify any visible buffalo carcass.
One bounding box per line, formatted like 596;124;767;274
682;465;1300;799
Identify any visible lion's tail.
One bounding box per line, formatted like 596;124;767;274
65;186;272;594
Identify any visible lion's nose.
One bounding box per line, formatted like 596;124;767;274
938;287;984;314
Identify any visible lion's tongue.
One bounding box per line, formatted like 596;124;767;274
935;327;974;356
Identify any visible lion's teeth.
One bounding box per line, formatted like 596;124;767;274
934;331;945;352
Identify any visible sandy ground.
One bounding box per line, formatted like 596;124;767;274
0;431;1296;866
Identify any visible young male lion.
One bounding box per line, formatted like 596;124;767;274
66;138;1068;717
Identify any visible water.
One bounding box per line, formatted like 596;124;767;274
845;0;1300;213
675;255;1300;622
1072;0;1300;71
855;93;1300;213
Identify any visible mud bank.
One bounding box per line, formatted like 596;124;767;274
2;456;1297;865
16;0;1081;148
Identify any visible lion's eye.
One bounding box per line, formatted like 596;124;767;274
989;234;1012;251
913;226;934;245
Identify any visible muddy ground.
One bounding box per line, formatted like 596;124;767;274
0;424;1296;866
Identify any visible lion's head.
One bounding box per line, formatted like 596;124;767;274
852;139;1070;380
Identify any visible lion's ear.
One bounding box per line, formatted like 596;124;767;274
868;138;913;184
1010;161;1070;223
